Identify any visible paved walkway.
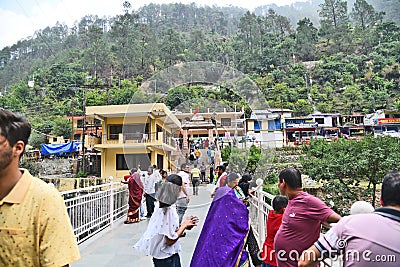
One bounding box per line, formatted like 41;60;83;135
72;184;214;267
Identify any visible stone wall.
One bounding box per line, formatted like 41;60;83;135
29;158;110;191
40;177;113;191
35;158;76;177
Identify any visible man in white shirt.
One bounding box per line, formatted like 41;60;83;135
152;164;162;197
152;164;162;180
144;166;161;218
176;163;191;225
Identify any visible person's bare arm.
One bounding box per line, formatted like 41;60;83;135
326;212;341;223
298;245;321;267
165;216;199;246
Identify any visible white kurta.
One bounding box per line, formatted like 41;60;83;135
134;206;181;259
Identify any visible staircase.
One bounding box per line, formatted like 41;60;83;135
195;148;208;165
170;146;222;173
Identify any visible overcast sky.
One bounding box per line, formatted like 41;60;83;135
0;0;307;49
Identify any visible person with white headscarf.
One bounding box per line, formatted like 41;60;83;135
350;200;374;215
135;174;199;267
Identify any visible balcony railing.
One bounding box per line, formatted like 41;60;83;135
61;177;128;244
249;189;342;267
102;132;176;147
219;122;245;128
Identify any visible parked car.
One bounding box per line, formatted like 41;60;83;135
380;130;400;138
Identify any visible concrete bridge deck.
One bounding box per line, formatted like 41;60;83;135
72;185;212;267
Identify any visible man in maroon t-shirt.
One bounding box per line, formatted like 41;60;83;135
274;168;341;267
216;165;228;187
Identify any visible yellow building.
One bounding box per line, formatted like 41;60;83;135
66;115;102;148
46;134;69;144
86;103;181;179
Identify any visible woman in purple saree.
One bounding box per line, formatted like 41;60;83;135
122;169;144;224
190;186;250;267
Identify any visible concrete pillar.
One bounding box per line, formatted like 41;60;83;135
183;129;188;149
103;118;107;144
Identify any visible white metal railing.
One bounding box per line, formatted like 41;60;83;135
61;177;128;244
105;132;176;147
248;189;274;247
249;188;342;267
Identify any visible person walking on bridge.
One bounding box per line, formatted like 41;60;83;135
200;162;206;183
191;164;201;196
176;164;191;226
121;168;143;224
135;174;199;267
144;166;161;218
191;173;250;267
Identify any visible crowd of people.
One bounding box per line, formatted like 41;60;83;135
186;139;216;166
131;163;399;267
1;108;398;267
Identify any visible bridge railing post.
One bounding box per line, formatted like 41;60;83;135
257;186;264;246
109;176;114;227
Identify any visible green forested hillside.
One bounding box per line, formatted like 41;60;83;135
255;0;400;27
0;0;399;147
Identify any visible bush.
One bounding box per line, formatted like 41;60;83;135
320;180;374;216
221;145;231;161
20;160;41;176
263;184;280;195
74;171;88;178
266;173;278;184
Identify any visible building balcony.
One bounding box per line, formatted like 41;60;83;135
95;132;177;151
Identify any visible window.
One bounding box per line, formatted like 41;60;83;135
156;125;162;140
274;120;281;130
268;120;275;130
221;118;231;127
124;124;148;134
116;154;151;170
109;125;122;140
254;120;262;131
315;118;324;125
73;134;81;141
157;154;164;170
